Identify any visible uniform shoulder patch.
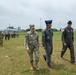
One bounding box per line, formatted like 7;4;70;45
42;30;46;37
62;28;66;32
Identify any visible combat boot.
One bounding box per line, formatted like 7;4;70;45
30;61;36;71
35;63;39;70
61;51;64;58
47;62;51;69
31;66;36;71
43;55;46;61
70;59;75;64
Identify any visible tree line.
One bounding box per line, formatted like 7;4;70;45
25;28;59;32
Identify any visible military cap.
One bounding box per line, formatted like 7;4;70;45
67;20;72;25
29;24;35;29
45;20;52;24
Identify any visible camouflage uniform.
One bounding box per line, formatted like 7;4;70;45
0;31;3;45
25;25;40;67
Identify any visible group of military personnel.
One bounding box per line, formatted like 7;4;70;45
0;31;3;45
4;31;10;40
0;30;19;46
0;20;75;70
25;20;75;70
4;31;19;40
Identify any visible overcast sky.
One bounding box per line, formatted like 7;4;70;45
0;0;76;30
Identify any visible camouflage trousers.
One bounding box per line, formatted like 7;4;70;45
27;45;40;64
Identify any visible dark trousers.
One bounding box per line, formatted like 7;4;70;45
45;45;52;66
5;35;8;40
61;41;75;62
5;34;10;40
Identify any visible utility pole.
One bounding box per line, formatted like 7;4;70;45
40;18;41;29
59;21;61;31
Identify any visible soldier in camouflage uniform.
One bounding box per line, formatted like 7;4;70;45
25;25;40;70
61;20;75;63
42;20;53;69
0;31;3;45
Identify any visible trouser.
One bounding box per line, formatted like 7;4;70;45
5;35;8;40
45;45;52;66
5;34;10;40
27;45;40;66
8;34;10;40
61;42;75;62
13;34;16;38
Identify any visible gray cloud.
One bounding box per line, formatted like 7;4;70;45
0;0;76;30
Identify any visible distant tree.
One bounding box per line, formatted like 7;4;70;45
25;29;30;32
60;28;62;31
52;28;59;32
7;26;14;29
25;28;43;32
36;28;43;32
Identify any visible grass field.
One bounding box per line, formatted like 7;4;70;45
0;32;76;75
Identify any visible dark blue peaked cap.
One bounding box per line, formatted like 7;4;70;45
67;20;72;25
45;20;52;24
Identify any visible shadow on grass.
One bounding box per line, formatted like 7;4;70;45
51;62;66;70
33;68;50;75
20;68;29;74
33;62;66;75
20;67;50;75
61;58;76;65
62;57;70;62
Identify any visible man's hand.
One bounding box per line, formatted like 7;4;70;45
64;43;66;46
26;47;31;52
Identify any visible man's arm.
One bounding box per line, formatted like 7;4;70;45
36;32;39;47
62;29;66;46
62;29;66;43
42;31;46;47
25;32;29;48
72;28;74;42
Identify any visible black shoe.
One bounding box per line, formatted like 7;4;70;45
47;63;51;69
61;54;63;58
48;65;51;69
43;55;46;61
70;60;75;64
61;52;63;58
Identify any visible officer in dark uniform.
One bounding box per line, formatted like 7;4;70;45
61;20;75;63
42;20;53;68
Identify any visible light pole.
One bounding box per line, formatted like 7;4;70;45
59;21;61;31
40;18;41;29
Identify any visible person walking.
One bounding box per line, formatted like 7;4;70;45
42;20;53;69
61;20;75;63
25;25;40;70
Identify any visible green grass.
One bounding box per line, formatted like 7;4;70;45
0;32;76;75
